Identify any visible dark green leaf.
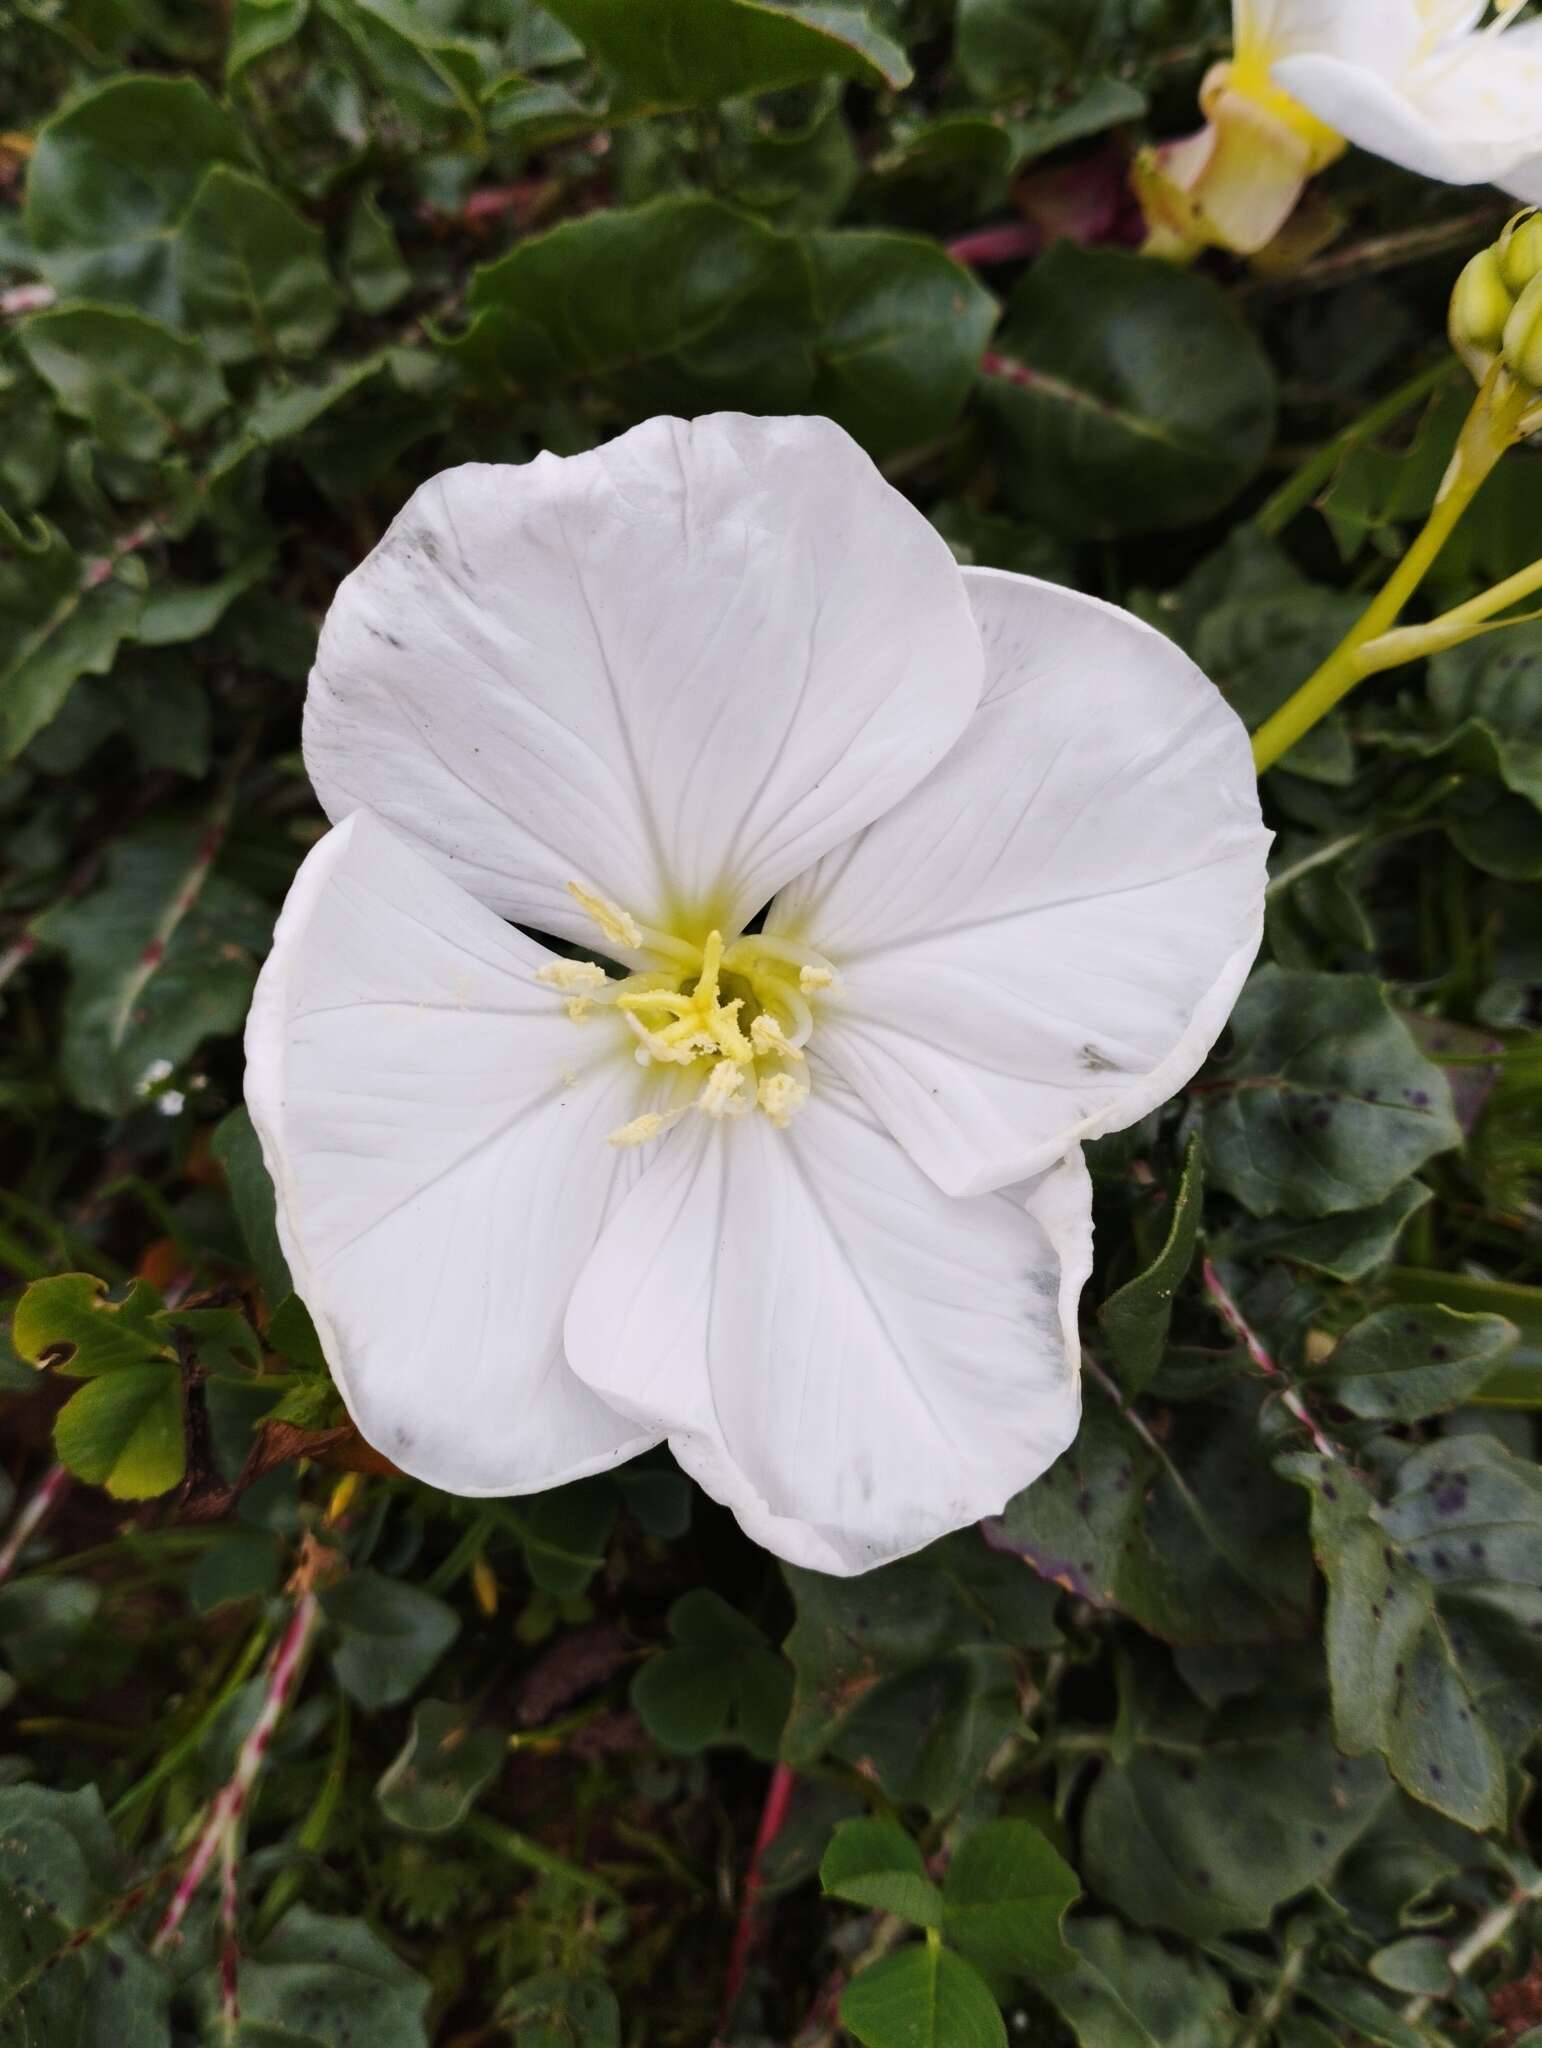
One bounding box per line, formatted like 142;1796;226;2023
979;245;1276;538
218;1906;430;2048
19;306;228;461
0;515;146;762
1040;1918;1238;2048
324;1570;460;1710
500;1973;620;2048
178;165;341;364
375;1699;505;1833
24;74;251;324
542;0;911;107
631;1588;791;1758
1197;969;1462;1218
1099;1133;1203;1396
1316;1305;1517;1421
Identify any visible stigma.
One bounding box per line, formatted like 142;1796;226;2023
537;884;836;1146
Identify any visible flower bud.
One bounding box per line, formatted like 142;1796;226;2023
1502;269;1542;393
1449;246;1514;376
1497;211;1542;296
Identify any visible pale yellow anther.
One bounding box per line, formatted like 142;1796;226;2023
565;998;594;1022
699;1060;748;1119
535;958;609;993
608;1111;666;1149
757;1072;809;1128
799;964;834;993
751;1013;804;1062
568;882;642;952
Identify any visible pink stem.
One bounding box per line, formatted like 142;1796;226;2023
0;283;57;317
0;1464;72;1583
218;1824;240;2037
716;1762;797;2037
946;222;1044;267
1201;1257;1340;1460
152;1592;320;1952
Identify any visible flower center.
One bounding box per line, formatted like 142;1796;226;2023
537;884;836;1148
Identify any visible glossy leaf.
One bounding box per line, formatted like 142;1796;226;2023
820;1818;944;1926
979;244;1276;538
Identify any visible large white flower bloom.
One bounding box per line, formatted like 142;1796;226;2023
1141;2;1542;259
245;413;1268;1575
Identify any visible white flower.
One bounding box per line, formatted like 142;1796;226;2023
1140;2;1542;260
245;413;1268;1575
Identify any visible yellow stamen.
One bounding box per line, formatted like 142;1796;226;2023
700;1060;748;1119
799;964;834;993
535;958;609;993
751;1013;804;1062
567;882;642;952
758;1073;809;1129
608;1111;666;1148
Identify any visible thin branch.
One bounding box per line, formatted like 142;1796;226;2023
1403;1864;1542;2025
716;1761;797;2040
0;1465;72;1584
1200;1259;1342;1460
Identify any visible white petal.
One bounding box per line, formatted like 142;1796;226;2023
563;1081;1090;1576
1243;0;1483;69
768;569;1269;1198
303;413;981;952
244;809;662;1494
1276;29;1542;185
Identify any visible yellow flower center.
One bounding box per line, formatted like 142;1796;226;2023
537;884;836;1147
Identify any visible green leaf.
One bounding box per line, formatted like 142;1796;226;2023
782;1532;1060;1811
801;230;997;457
1040;1918;1237;2048
941;1818;1078;1978
542;0;911;107
375;1699;505;1834
1081;1697;1389;1937
979;244;1276;539
344;187;412;314
1214;1182;1432;1283
30;819;273;1117
19;306;228;462
1196;968;1462;1218
138;550;276;647
953;0;1091;98
1098;1133;1203;1396
514;1479;617;1596
820;1818;944;1926
0;516;146;762
452;199;991;454
178;165;341;364
631;1588;792;1759
990;1383;1314;1645
318;0;486;129
217;1906;430;2048
841;1941;1006;2048
12;1273;171;1378
213;1105;294;1307
453;196;811;412
323;1570;460;1710
228;0;310;81
24;73;251;325
500;1973;620;2048
1316;1305;1517;1421
53;1363;185;1499
1283;1439;1542;1830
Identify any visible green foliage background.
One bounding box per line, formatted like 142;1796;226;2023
1;1;1541;2043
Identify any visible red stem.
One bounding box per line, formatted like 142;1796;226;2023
716;1761;797;2038
946;221;1045;267
0;1464;72;1583
1201;1257;1341;1460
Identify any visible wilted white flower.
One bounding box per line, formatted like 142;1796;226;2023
1141;1;1542;259
245;414;1267;1575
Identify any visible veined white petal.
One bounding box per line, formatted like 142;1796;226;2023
563;1081;1091;1577
1277;24;1542;186
1240;0;1483;69
244;809;662;1494
303;414;981;953
769;568;1269;1199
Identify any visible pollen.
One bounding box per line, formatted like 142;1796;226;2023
535;958;609;993
549;888;837;1145
567;882;642;952
608;1111;666;1149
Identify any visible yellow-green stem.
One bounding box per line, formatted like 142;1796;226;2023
1252;369;1530;773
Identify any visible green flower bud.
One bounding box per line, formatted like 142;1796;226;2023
1449;246;1514;370
1502;269;1542;392
1497;211;1542;296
